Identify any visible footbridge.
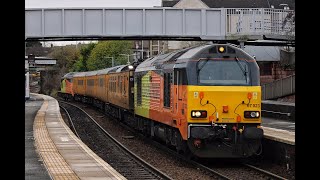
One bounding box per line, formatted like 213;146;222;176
25;7;295;45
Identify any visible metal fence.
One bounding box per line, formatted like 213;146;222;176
226;8;295;38
262;74;295;100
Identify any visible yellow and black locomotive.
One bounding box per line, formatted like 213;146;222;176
59;43;263;158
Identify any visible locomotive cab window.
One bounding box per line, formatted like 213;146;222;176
197;60;249;85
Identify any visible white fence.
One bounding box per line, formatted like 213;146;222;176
262;74;295;100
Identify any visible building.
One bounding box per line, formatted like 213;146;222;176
161;0;295;84
243;45;295;84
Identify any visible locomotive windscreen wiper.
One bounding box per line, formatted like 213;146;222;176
235;56;248;78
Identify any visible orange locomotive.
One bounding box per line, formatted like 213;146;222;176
59;44;263;158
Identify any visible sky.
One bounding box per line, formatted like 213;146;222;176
25;0;161;8
26;0;162;46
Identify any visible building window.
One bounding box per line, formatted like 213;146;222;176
259;62;272;76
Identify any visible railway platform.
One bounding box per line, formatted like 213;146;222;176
25;93;126;179
25;95;51;179
261;99;295;146
261;117;295;145
260;112;295;169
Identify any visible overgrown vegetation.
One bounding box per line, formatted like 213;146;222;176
87;41;132;70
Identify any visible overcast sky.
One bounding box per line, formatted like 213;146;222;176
25;0;162;8
26;0;162;46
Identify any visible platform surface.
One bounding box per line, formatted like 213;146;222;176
31;93;127;179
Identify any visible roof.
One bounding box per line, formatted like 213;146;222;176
115;65;127;72
96;67;119;75
73;72;87;77
25;56;57;60
162;0;179;7
85;70;99;76
62;72;78;79
162;0;295;9
243;46;280;61
177;45;211;59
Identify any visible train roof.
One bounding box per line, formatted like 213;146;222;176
85;70;99;77
136;44;255;72
116;65;134;72
61;72;77;79
73;72;87;77
176;45;212;60
96;66;118;75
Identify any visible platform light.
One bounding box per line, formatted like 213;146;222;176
128;65;134;69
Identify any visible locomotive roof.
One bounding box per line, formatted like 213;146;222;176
176;44;211;60
136;47;194;72
135;44;255;72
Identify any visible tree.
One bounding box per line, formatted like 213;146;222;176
43;46;80;96
72;43;97;72
48;46;80;71
87;41;133;70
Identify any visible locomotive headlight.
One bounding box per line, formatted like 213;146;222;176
218;46;225;53
250;112;259;117
191;110;207;118
244;111;260;118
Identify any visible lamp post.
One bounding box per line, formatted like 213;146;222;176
104;56;114;67
119;54;135;65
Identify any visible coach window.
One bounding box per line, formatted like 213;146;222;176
163;72;172;108
78;80;83;85
99;78;104;87
123;75;126;95
120;76;122;94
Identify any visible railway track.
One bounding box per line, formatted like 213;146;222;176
59;101;172;180
141;133;288;180
59;100;290;180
